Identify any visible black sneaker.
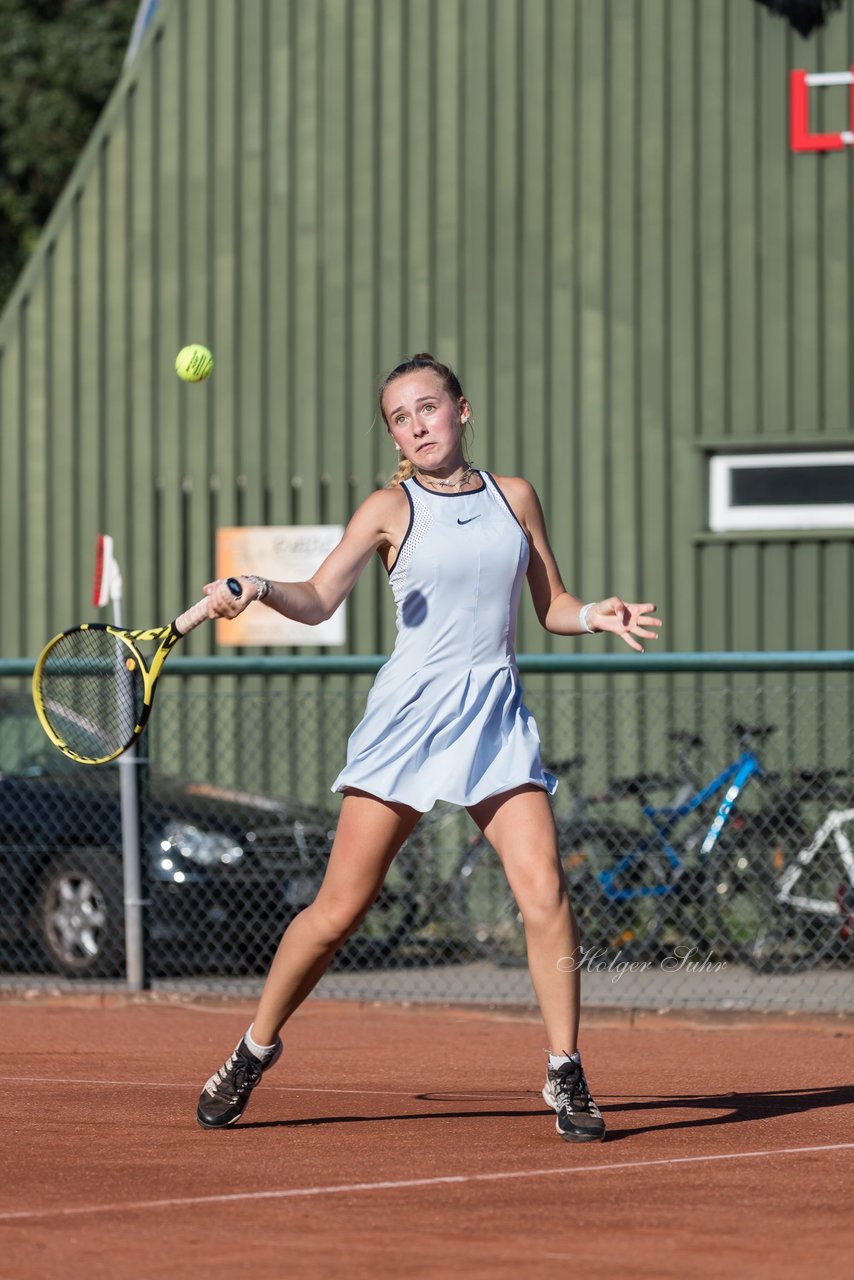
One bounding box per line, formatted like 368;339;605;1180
196;1036;282;1129
542;1059;605;1142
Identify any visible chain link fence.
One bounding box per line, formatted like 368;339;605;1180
1;660;853;1014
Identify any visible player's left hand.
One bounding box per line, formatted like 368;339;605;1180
587;598;661;652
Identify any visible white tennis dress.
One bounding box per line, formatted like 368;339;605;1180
331;471;557;812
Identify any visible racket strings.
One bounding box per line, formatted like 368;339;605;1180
38;629;147;760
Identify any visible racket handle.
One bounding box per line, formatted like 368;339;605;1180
174;577;244;636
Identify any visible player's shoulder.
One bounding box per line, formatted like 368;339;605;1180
486;473;545;534
349;483;410;531
363;482;411;512
488;473;539;507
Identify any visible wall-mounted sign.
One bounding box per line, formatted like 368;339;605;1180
790;68;854;152
215;525;345;646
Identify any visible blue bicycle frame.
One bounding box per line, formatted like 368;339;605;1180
597;748;765;903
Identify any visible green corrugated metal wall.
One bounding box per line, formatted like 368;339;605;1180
1;0;853;667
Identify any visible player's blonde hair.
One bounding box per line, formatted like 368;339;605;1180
380;353;471;488
388;455;416;486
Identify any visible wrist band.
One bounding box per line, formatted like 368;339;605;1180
244;574;271;602
578;602;596;634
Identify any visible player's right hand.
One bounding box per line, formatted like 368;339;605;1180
203;578;253;619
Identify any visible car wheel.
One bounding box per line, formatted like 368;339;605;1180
35;849;125;978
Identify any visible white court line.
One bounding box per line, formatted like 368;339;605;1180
1;1144;851;1224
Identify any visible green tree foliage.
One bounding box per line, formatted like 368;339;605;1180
0;0;138;309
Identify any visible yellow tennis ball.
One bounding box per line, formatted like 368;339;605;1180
175;344;214;382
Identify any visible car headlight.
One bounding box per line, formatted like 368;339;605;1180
157;822;244;868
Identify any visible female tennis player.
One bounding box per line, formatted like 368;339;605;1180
197;353;661;1142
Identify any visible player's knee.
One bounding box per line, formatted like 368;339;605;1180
309;898;369;948
515;862;567;927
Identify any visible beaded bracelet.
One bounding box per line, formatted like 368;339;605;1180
244;574;272;602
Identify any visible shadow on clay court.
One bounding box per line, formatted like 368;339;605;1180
228;1084;854;1141
594;1083;854;1141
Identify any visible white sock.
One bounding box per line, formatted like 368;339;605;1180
244;1024;279;1061
548;1050;581;1070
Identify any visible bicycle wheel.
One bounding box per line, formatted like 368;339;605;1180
565;817;710;961
453;823;630;966
453;837;526;965
707;821;841;973
559;821;638;953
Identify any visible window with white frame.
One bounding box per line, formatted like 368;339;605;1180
709;451;854;532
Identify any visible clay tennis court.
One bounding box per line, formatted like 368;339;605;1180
2;996;852;1279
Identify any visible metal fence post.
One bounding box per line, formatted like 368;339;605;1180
118;747;148;990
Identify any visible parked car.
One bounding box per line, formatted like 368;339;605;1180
0;693;417;979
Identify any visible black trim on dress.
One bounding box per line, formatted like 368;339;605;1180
483;472;529;538
385;481;415;577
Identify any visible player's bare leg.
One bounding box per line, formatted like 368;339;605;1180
252;792;421;1042
468;785;580;1050
467;785;604;1141
197;792;420;1128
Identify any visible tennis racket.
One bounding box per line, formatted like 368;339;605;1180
32;578;243;765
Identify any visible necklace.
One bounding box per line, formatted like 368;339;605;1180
416;464;476;491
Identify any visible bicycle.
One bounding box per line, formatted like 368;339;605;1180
708;783;854;974
590;723;806;962
453;725;793;967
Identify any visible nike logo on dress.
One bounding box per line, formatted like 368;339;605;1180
457;516;480;525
